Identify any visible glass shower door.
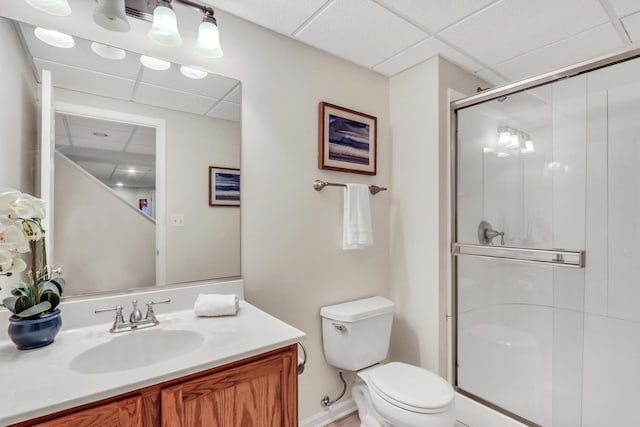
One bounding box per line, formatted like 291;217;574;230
454;75;587;426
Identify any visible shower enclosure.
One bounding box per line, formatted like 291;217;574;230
451;49;640;426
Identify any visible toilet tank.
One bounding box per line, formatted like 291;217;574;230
320;296;394;371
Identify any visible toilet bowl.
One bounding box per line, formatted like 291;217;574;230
354;363;455;427
320;296;456;427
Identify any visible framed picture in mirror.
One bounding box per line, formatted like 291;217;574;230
318;102;377;175
209;166;241;206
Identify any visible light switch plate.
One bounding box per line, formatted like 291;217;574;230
170;214;184;227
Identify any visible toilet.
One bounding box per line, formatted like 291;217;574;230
320;296;455;427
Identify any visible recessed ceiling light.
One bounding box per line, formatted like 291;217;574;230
25;0;71;16
180;65;207;79
92;131;108;137
116;182;124;187
91;42;126;60
127;168;137;175
34;27;75;49
140;55;171;71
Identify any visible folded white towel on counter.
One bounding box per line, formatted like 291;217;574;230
194;293;239;317
343;184;373;250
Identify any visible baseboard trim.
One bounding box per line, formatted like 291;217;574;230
299;399;357;427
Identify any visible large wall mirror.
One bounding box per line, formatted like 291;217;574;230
3;16;241;298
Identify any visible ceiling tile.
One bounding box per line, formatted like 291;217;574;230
207;101;241;122
223;84;242;104
439;0;610;66
128;129;155;150
140;65;238;99
134;83;218;115
20;22;142;81
622;11;640;42
34;59;136;101
295;0;428;68
376;0;496;32
475;68;508;86
607;0;640;17
204;0;328;35
76;162;116;182
127;144;156;155
66;137;128;151
493;24;623;82
374;36;483;76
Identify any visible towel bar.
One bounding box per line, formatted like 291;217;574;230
313;179;387;195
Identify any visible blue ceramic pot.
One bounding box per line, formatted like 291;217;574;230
8;309;62;350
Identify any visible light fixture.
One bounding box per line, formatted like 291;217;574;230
140;55;171;70
34;27;75;48
24;0;71;16
180;65;207;79
194;11;223;58
116;182;124;187
93;0;130;32
497;127;511;145
91;42;126;60
148;0;182;47
127;168;137;175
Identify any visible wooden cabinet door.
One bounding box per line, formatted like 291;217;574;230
161;349;297;427
34;396;142;427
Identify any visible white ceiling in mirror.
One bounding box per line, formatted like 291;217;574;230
17;21;240;122
55;113;156;188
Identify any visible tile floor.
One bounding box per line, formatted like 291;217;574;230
325;413;469;426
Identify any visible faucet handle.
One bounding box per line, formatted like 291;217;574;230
145;299;171;322
95;305;125;330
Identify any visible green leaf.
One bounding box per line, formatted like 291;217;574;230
40;281;61;297
48;277;65;295
2;296;20;312
14;295;35;314
15;301;52;318
40;290;60;310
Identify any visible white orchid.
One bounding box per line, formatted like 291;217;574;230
0;189;47;276
1;189;63;319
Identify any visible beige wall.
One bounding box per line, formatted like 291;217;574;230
0;18;38;194
0;2;390;419
0;17;38;298
389;57;486;376
53;88;241;284
54;153;156;294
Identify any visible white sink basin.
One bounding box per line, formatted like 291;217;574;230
69;329;204;374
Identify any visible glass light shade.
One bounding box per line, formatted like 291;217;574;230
140;55;171;71
93;0;130;32
148;4;182;47
34;27;75;49
522;139;535;153
498;129;511;144
508;133;520;147
24;0;71;16
194;20;223;58
91;42;126;60
180;66;208;79
496;152;510;158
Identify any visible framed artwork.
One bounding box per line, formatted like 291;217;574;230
209;166;240;207
318;101;377;175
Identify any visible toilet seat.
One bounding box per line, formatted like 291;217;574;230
367;362;454;414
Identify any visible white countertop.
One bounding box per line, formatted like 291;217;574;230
0;301;305;426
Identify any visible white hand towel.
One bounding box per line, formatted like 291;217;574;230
194;293;239;317
343;184;373;250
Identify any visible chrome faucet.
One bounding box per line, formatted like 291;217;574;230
95;299;171;333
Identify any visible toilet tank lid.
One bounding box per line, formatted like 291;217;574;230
320;296;394;322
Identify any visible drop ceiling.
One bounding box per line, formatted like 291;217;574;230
204;0;640;86
16;21;241;122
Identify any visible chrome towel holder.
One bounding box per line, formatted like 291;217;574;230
313;179;387;195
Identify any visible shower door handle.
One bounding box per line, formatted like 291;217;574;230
452;243;585;268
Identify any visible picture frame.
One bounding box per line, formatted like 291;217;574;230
209;166;240;207
318;101;377;175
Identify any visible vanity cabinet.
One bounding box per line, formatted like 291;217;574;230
15;345;297;427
